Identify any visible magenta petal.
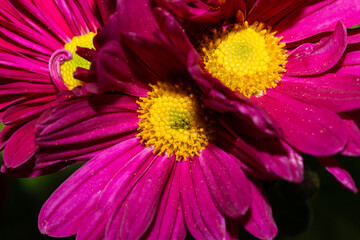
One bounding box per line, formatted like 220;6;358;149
317;157;358;193
96;40;151;97
115;0;158;39
223;133;303;183
198;144;251;218
275;0;360;43
38;138;142;237
277;74;360;113
247;0;302;25
0;125;18;151
143;162;186;240
341;117;360;156
3;119;38;168
155;0;245;24
2;94;57;125
239;179;277;240
106;154;174;240
255;91;348;156
333;50;360;75
285;22;347;76
76;144;156;240
188;50;279;136
153;8;194;57
180;160;226;240
96;0;116;23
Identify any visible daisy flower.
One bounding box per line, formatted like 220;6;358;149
116;0;360;192
37;2;304;239
0;0;115;176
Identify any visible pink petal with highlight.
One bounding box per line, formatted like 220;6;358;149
317;157;358;193
286;22;347;76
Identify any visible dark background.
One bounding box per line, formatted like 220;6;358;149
1;155;360;240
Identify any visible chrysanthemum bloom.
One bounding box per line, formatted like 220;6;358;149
115;0;360;192
38;85;302;240
37;3;304;238
0;0;115;176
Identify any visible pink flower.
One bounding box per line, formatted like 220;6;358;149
37;2;306;239
112;0;360;192
0;0;115;176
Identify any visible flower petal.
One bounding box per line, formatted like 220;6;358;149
285;22;347;76
254;90;348;156
216;129;303;183
317;157;358;193
76;143;157;240
95;40;151;96
340;110;360;156
239;179;277;240
198;143;251;218
275;0;360;43
38;138;142;237
188;50;280;136
3;119;38;168
106;154;174;240
141;162;186;240
277;74;360;113
2;94;57;125
180;160;226;240
36;95;139;164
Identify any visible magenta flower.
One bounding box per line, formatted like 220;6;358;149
36;3;306;239
0;0;115;176
37;89;299;240
110;0;360;192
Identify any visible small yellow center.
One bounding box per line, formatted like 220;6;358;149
137;82;212;160
60;32;96;90
200;21;287;97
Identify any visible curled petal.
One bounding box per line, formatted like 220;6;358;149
49;49;72;91
286;22;347;76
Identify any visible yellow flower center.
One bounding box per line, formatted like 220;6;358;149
200;21;287;97
137;82;212;160
60;32;96;90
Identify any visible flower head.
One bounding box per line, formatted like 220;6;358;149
36;2;306;239
127;0;360;192
0;0;115;176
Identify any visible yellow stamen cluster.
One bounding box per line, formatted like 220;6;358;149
60;32;96;90
200;21;287;97
137;82;212;160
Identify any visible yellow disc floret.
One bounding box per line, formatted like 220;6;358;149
137;82;212;160
60;32;96;90
200;21;287;97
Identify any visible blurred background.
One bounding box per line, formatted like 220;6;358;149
1;154;360;240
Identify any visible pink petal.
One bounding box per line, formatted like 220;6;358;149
275;0;360;43
77;144;157;240
341;117;360;156
3;119;38;168
38;138;142;237
216;129;303;183
106;154;174;240
180;160;226;240
2;94;57;125
144;162;187;240
239;179;277;240
277;74;360;113
285;22;347;76
254;90;348;156
198;144;251;218
317;157;358;193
